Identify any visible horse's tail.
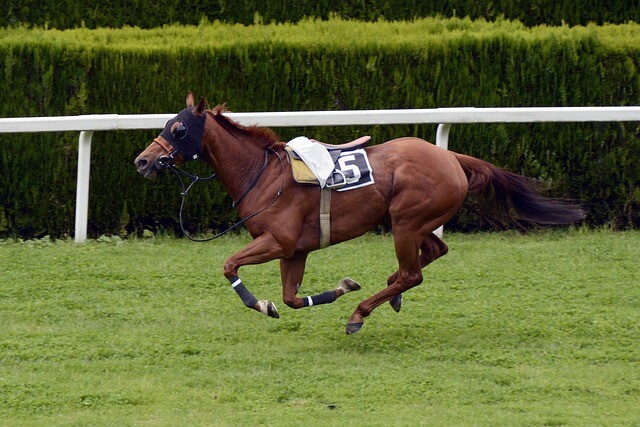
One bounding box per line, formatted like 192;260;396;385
452;152;585;227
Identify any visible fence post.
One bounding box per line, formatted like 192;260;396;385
434;123;452;237
74;131;93;243
436;123;451;150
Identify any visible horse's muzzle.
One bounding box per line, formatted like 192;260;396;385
134;155;159;179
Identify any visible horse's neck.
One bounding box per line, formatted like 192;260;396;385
204;123;266;202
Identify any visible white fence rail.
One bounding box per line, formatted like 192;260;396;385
2;106;640;242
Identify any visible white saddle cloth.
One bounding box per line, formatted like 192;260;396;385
286;136;335;188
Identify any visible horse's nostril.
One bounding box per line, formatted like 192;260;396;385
135;158;148;171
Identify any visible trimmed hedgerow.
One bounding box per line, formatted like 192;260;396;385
1;18;639;237
2;0;639;29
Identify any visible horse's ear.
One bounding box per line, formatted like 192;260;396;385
186;91;195;108
195;96;207;115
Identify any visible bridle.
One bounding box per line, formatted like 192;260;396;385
153;137;180;169
152;136;285;242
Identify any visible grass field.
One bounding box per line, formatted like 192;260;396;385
1;230;639;426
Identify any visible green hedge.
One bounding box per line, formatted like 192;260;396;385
2;0;639;29
1;18;639;238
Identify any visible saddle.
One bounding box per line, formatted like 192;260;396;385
285;136;371;188
312;136;371;151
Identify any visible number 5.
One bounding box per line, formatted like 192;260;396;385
337;154;361;183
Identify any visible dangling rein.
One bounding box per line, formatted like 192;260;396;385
166;147;285;242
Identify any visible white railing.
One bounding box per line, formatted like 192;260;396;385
1;106;640;242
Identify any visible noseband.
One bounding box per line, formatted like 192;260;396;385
153;137;180;169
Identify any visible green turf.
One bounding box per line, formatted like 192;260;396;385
1;230;639;426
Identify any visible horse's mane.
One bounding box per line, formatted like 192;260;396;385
209;104;283;149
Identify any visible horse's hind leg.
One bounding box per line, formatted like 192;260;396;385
389;233;448;312
346;230;450;334
281;253;361;310
346;233;425;334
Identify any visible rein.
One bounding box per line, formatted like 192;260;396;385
233;148;270;208
166;147;285;242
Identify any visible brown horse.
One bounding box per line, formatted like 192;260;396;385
134;93;584;334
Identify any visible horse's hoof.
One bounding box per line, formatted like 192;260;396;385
346;322;364;335
339;278;361;293
257;300;280;318
390;294;403;313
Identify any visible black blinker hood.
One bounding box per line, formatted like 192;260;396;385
159;106;207;162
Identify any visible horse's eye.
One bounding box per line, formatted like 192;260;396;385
175;123;188;139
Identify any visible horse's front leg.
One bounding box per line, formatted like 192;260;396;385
281;253;361;310
223;232;287;318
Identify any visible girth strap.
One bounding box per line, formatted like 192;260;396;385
319;187;331;249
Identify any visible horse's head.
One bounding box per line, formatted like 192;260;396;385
134;92;207;178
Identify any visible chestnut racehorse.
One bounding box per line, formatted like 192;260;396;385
134;93;584;334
